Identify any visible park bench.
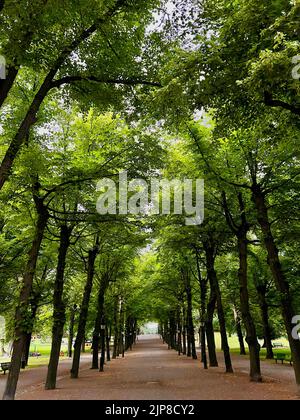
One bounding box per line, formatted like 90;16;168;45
274;353;293;365
0;362;11;375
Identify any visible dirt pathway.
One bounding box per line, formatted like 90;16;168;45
4;335;297;400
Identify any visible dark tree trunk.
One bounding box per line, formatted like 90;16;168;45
235;311;246;356
252;185;300;387
2;197;48;400
184;271;197;360
68;305;77;358
45;224;72;390
106;326;111;362
182;307;187;355
200;325;208;369
169;313;176;350
91;283;106;369
205;242;233;373
71;243;99;378
23;302;38;366
0;74;55;190
238;233;262;382
118;299;125;358
177;308;182;355
222;191;261;381
0;66;19;109
99;317;106;372
256;285;274;360
195;251;207;367
206;290;218;367
112;297;119;359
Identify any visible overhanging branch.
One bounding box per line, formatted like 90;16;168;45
264;91;300;116
51;75;162;89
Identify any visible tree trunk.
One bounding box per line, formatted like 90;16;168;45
118;299;125;358
106;326;111;362
206;290;218;367
71;243;99;378
184;273;197;360
238;233;262;382
2;198;48;400
99;317;105;372
205;242;233;373
0;74;54;190
222;191;261;381
252;185;300;387
112;297;119;359
200;325;208;369
235;311;246;356
91;281;106;369
0;66;19;108
256;285;274;359
68;305;77;358
182;308;187;355
45;224;72;390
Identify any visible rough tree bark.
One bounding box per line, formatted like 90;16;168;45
71;241;99;378
2;191;49;400
222;191;262;382
256;284;274;359
45;224;72;390
205;240;233;373
206;290;218;367
234;308;246;356
194;252;207;367
183;270;197;360
68;304;77;358
252;185;300;386
91;280;107;369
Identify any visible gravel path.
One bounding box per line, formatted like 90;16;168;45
0;335;297;400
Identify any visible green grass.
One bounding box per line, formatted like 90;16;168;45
195;333;292;361
215;333;292;360
0;340;69;367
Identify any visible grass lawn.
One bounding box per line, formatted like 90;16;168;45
214;333;292;360
195;333;292;360
0;340;69;368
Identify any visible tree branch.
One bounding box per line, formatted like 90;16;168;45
51;75;162;89
264;91;300;116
